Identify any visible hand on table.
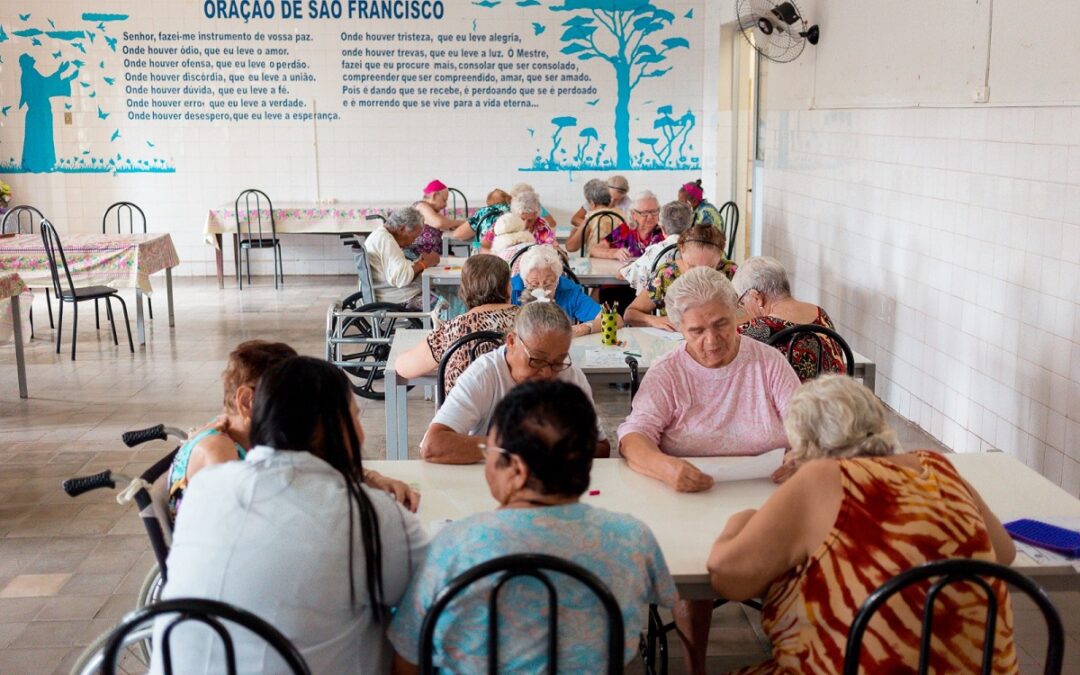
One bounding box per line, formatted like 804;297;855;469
666;458;714;493
420;252;440;268
614;248;635;262
364;470;421;512
649;315;676;332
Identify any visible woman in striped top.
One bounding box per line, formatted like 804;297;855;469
708;375;1017;674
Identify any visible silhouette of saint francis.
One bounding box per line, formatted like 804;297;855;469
19;54;79;172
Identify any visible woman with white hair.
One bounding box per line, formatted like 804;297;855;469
619;200;694;292
589;190;667;262
362;207;439;308
510;245;620;338
510;182;557;228
709;375;1017;674
732;256;845;381
479;191;555;254
618;266;800;675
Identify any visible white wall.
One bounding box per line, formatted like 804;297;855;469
761;0;1080;494
1;0;713;278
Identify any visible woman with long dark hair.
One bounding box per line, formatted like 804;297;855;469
152;357;428;674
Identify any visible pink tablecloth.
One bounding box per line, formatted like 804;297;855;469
0;233;179;293
0;271;26;300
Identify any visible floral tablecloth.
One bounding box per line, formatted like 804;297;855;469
0;271;26;300
203;201;476;248
0;233;180;294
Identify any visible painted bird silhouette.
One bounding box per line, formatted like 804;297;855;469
87;32;95;43
684;9;693;19
51;49;61;58
110;130;120;142
527;128;535;137
30;37;40;45
72;59;85;67
18;13;30;21
104;35;117;51
71;41;85;53
146;141;156;148
532;22;545;35
0;106;9;117
586;98;599;106
47;18;55;28
99;60;104;68
64;103;72;110
103;77;114;85
97;106;109;120
97;22;106;31
79;81;90;88
89;91;96;98
471;0;500;6
0;26;7;43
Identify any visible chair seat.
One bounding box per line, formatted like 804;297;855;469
60;285;120;300
240;237;280;248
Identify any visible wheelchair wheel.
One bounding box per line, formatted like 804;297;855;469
132;564;164;662
337;297;424;400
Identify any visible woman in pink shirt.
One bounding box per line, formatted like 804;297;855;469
617;266;800;674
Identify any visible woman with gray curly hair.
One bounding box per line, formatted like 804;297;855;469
707;374;1017;674
510;245;621;338
480;190;557;253
362;206;440;308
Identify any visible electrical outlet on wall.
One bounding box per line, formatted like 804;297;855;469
973;86;990;103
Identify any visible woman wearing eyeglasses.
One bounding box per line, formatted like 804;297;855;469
420;302;611;464
589;190;667;262
623;224;737;331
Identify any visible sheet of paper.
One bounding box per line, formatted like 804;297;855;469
690;448;786;483
1014;541;1080;571
639;327;685;341
583;348;634;368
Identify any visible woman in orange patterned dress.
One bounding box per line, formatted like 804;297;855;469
707;375;1018;674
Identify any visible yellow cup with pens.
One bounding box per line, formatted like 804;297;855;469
600;302;619;346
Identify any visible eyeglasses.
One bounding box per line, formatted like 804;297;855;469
632;209;660;217
736;289;754;308
518;337;573;372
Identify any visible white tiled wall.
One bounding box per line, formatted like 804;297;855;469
762;105;1080;496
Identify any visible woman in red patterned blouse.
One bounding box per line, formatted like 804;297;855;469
732;256;845;381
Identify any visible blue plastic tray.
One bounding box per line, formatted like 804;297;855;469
1005;519;1080;558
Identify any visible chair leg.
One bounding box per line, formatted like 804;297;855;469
237;244;243;290
278;244;284;286
111;294;135;353
45;289;54;329
29;306;34;340
95;298;100;330
105;298;119;346
273;245;280;289
71;302;78;361
245;247;252;285
148;296;154;320
55;301;64;354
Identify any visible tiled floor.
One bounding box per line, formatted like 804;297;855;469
0;276;1076;674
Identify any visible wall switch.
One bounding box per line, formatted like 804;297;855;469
64;112;73;124
973;86;990;103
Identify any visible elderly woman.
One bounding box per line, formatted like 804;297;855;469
709;375;1017;674
156;357;427;674
618;266;800;674
678;180;724;232
733;256;845;381
421;302;610;463
590;190;667;262
619;200;694;292
363;207;440;309
395;255;518;393
566;178;624;256
480;190;556;253
510;182;557;228
623;224;734;330
465;189;513;244
413;179;474;255
510;245;621;338
570;174;632;226
390;379;675;673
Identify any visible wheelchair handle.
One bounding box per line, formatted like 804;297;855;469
121;424;187;447
62;470;115;497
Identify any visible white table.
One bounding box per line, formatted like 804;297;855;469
363;454;1080;596
420;256;629;313
382;327;878;459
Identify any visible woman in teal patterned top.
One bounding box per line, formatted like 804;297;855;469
389;380;676;673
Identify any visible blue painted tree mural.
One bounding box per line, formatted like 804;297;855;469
551;0;689;169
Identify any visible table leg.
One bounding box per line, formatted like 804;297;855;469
165;268;175;328
422;273;432;314
864;363;877;395
385;369;398;460
396;379;409;460
214;234;225;289
135;289;146;345
11;295;27;399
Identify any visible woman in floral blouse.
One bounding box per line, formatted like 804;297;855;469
624;225;736;331
394;254;518;394
732;256;845;381
590;190;667;261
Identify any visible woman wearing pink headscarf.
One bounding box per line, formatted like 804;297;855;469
412;180;475;255
678;180;725;236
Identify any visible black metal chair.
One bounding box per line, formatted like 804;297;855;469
234;188;283;289
435;330;505;407
445;187;471;256
418;553;625;675
844;559;1064;675
40;220;133;360
649;243;679;276
2;205;53;334
582;210;627;257
718;201;738;260
95;598;311;675
101;201;153;321
767;324;855;378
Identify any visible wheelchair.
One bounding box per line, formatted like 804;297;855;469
62;424;188;674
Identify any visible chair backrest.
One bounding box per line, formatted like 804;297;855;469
39;220;77;298
234;189;276;241
582;210;627;257
508;243;537;271
843;559;1064;675
447;187;469;221
102;201;147;235
418;553;625;675
510;244;582;288
1;204;45;234
767;324;855;378
351;243;377;306
626;355;641;401
100;598;311;675
435;330;505;407
718;201;738;259
649;243;679;276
